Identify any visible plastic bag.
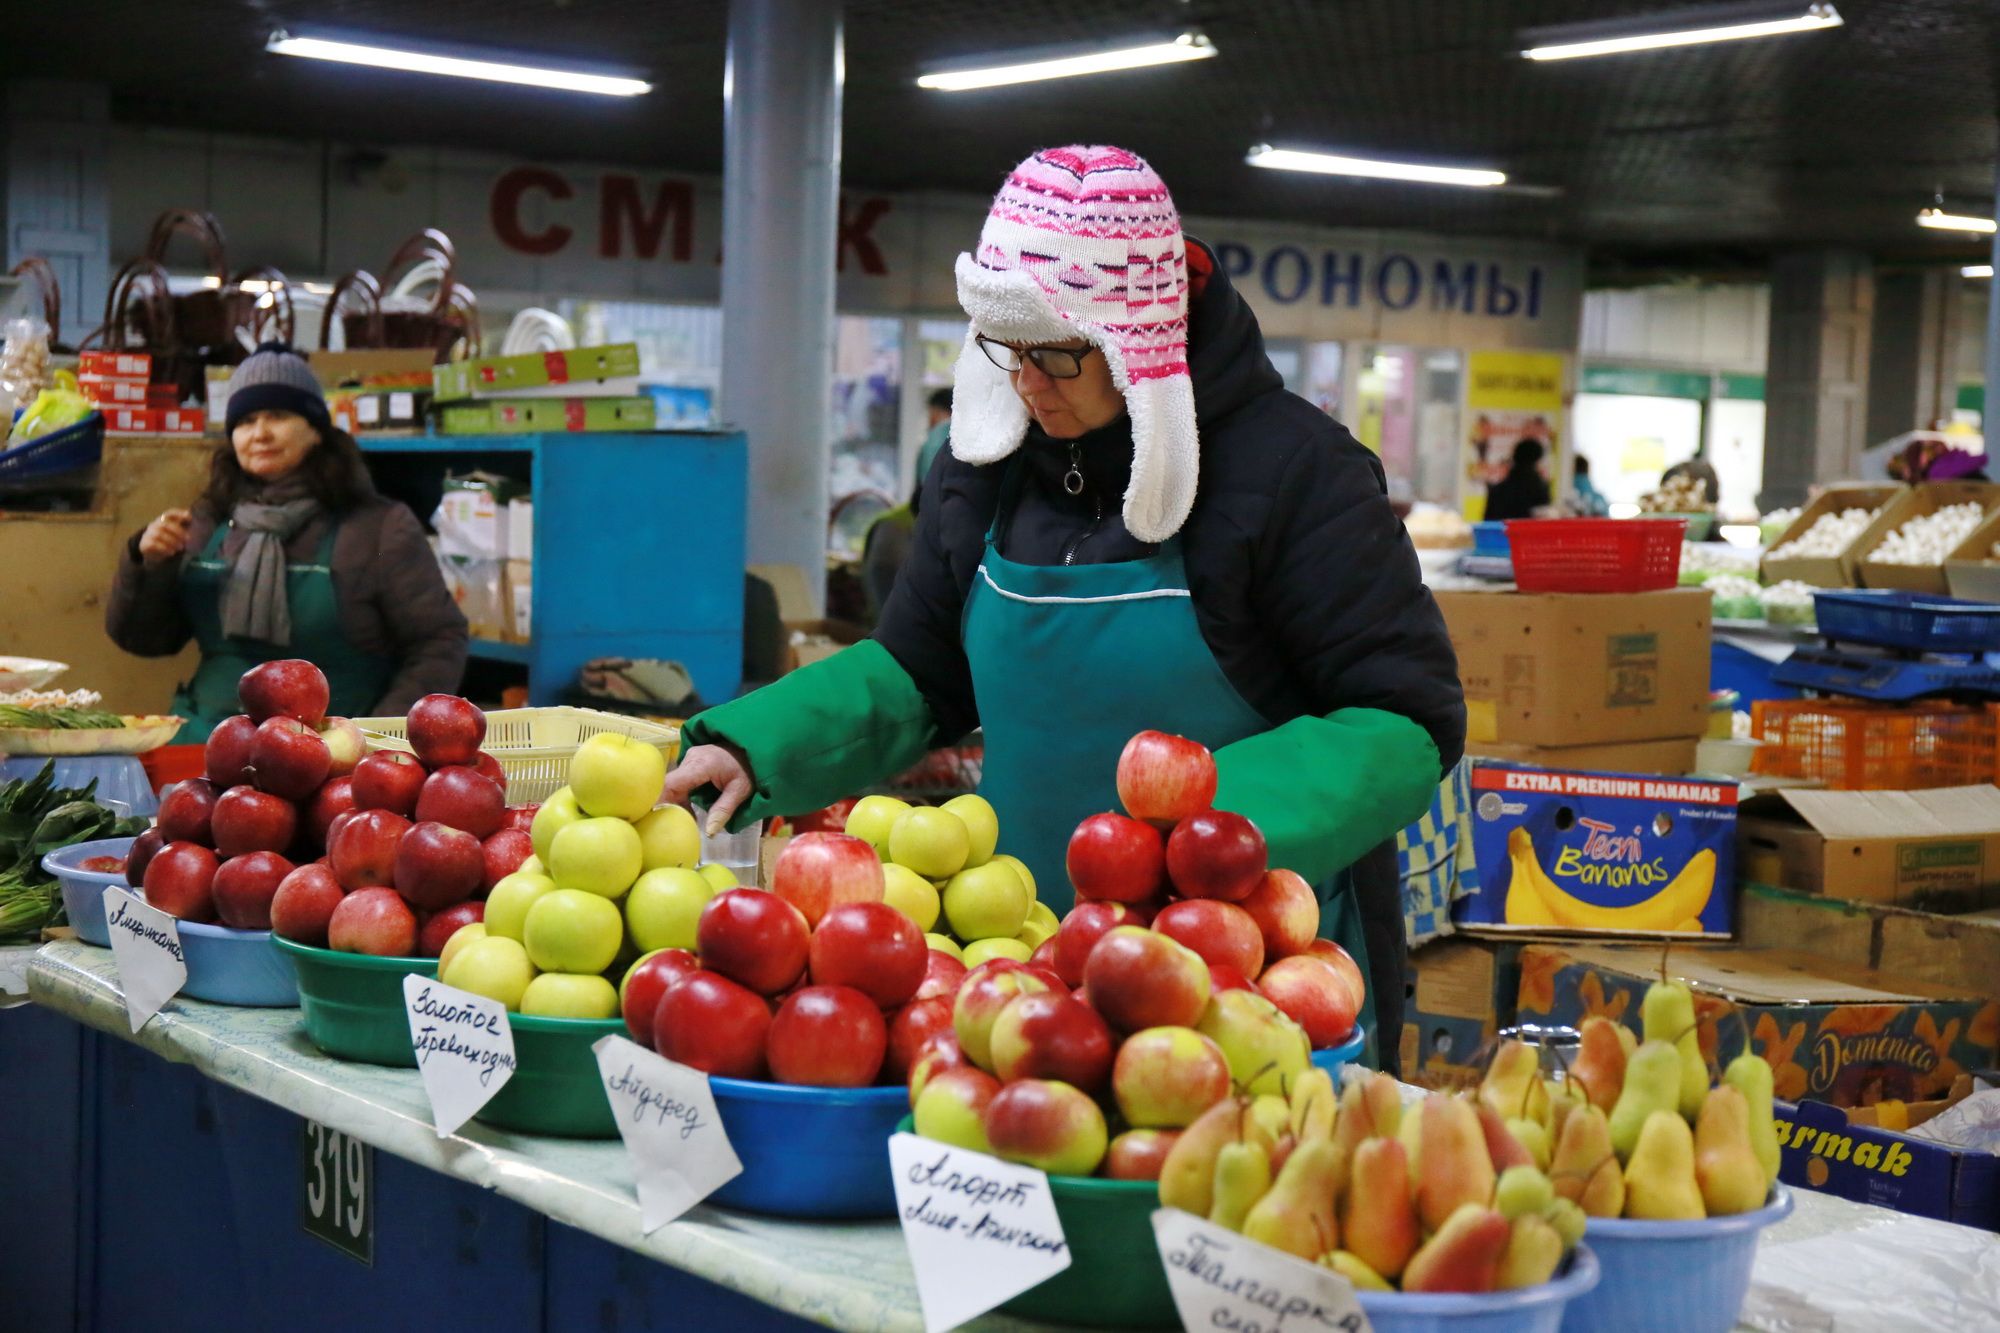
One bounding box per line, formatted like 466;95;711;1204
0;316;51;402
7;368;91;446
1739;1208;2000;1331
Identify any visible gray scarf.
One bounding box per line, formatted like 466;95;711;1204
220;475;324;645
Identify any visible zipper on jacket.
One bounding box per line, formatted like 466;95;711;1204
1061;443;1103;566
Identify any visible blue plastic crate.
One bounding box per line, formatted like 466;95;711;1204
1471;521;1511;558
0;412;104;483
1812;589;2000;654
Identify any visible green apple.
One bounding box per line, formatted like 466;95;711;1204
549;816;644;898
881;862;941;932
925;932;965;961
942;794;999;867
624;866;716;952
530;786;584;863
569;733;668;822
635;804;701;870
437;921;488;975
1196;989;1311;1098
1018;900;1059;948
522;888;625;975
517;854;545;877
942;859;1029;941
964;936;1032;966
697;862;739;893
520;971;619;1019
441;935;536;1010
485;872;557;941
889;807;971;879
993;853;1037;903
845;794;912;854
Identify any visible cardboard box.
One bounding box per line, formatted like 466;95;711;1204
331;388;428;435
1515;942;2000;1108
79;376;175;407
1453;762;1737;937
502;560;533;643
309;349;440;388
1760;483;1903;588
1855;481;2000;594
1435;588;1711;746
103;406;205;435
1738;882;2000;1000
506;498;534;562
1400;938;1521;1090
77;350;150;379
785;619;866;673
1464;736;1699;776
439;396;655;436
432;344;642;402
1735;786;2000;911
433;476;515;561
750;563;818;623
1775;1078;1999;1231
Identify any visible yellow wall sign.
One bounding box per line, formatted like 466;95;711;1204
1467;352;1566;412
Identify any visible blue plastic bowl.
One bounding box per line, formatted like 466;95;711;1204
705;1077;907;1218
1312;1024;1366;1075
176;919;300;1006
1359;1245;1600;1333
1560;1186;1792;1333
43;836;138;947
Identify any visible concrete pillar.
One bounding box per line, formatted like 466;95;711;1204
719;0;843;611
1867;269;1963;442
1986;166;2000;433
3;81;111;348
1760;251;1873;508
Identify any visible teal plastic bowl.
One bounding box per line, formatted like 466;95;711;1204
707;1077;907;1218
476;1014;624;1139
1360;1246;1601;1333
1561;1187;1791;1333
43;836;137;947
271;936;437;1066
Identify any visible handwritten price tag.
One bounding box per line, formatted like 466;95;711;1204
1152;1208;1371;1333
592;1034;743;1231
101;888;187;1032
402;975;516;1137
887;1132;1070;1333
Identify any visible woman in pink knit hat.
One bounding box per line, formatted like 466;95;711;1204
668;146;1463;1067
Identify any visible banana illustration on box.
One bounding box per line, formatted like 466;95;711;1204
1505;827;1715;932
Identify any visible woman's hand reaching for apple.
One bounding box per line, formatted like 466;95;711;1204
659;743;755;836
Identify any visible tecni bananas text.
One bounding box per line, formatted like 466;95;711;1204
1504;826;1715;932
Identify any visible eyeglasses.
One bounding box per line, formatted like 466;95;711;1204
975;335;1097;379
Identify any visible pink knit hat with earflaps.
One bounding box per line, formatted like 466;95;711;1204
951;145;1199;542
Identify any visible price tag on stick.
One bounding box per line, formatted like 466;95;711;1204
887;1132;1071;1333
592;1034;743;1231
102;887;187;1033
403;975;516;1137
1152;1208;1372;1333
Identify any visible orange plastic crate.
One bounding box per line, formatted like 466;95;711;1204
1750;699;1996;790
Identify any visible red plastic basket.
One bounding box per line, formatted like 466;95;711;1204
1504;518;1687;593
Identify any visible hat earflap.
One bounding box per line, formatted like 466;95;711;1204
1079;330;1200;542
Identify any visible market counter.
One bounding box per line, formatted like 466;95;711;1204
12;939;1999;1332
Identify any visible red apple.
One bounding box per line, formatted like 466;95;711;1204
1302;938;1366;1009
351;751;426;816
696;887;810;996
247;718;331;801
211;785;299;859
212;850;295;929
394;821;484;911
123;827;166;887
239;658;329;727
1116;730;1218;827
791;797;858;835
911;948;968;1002
1024;963;1069;996
1242;868;1320;960
770;832;884;928
501;804;539;832
652;969;772;1078
1051;901;1149;988
620;948;700;1047
1208;963;1258;995
1165;810;1267;902
142;841;220;922
204;714;259;787
1030;936;1058;969
414;766;505;839
270;862;346;946
480;828;534;893
317;716;367;778
158;778;220;846
1112;1025;1232;1128
767;984;888;1087
1082;926;1212;1033
1065;812;1166;904
471;751;508;791
405;693;485;768
914;1065;1000;1143
951;961;1050;1070
808;900;926;1007
327;886;418;956
305;777;357;850
1153;898;1267;980
1105;1128;1181;1181
1257;955;1360;1048
983;1078;1108;1176
886;996;956;1082
989;990;1114;1091
417;900;485;957
907;1037;969;1106
329;808;411;891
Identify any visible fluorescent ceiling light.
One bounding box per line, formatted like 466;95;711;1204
1964;265;1994;279
1246;145;1506;189
1918;208;1997;234
1523;2;1840;61
267;31;650;97
918;33;1215;90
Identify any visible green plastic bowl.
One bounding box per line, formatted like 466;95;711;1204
271;935;437;1067
476;1013;624;1138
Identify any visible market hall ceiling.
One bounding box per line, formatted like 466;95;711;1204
10;0;2000;269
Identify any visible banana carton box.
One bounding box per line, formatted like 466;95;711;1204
1453;761;1736;936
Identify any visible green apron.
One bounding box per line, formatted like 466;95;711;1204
961;462;1379;1050
170;521;395;742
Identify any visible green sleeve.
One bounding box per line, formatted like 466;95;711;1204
1212;707;1442;889
679;639;940;829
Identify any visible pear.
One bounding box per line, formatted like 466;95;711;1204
1417;1096;1498;1233
1496;1214;1565;1290
1609;1040;1684;1162
1541;1196;1587;1248
1320;1250;1393;1291
1550;1103;1624;1218
1506;1117;1552;1170
1328;1072;1399;1198
1475;1100;1536;1172
1695;1085;1769;1216
1242;1139;1340;1260
1159;1097;1246;1215
1208;1140;1272;1232
1494;1164;1555;1220
1250;1094;1293;1147
1481;1039;1552;1126
1287;1067;1336;1139
1397;1092;1426;1192
1568;1016;1629;1112
1402;1203;1510;1294
1641;979;1708;1122
1623;1109;1707;1220
1724;1053;1781;1188
1340;1137;1419;1280
1546;1077;1584;1145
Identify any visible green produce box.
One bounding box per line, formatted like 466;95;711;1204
440;397;657;436
432;344;642;402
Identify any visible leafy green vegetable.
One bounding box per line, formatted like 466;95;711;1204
0;760;146;942
0;704;127;730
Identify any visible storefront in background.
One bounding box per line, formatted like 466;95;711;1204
1573;365;1767;520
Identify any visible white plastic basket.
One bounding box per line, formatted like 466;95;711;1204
353;705;679;803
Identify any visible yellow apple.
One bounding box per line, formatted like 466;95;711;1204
530;786;584;863
484;871;556;941
517;854;545;877
992;854;1037;903
942;794;999;867
697;862;739;893
844;794;912;854
1014;908;1058;951
890;807;971;879
520;971;619;1019
523;888;625;974
925;932;965;961
881;862;941;932
441;935;536;1010
549;816;644;898
437;921;488;975
964;936;1032;966
624;866;717;952
569;733;668;822
635;804;701;870
942;859;1029;941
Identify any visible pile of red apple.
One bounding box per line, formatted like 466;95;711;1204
125;660;535;958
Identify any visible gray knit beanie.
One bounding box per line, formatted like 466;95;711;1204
226;342;332;436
